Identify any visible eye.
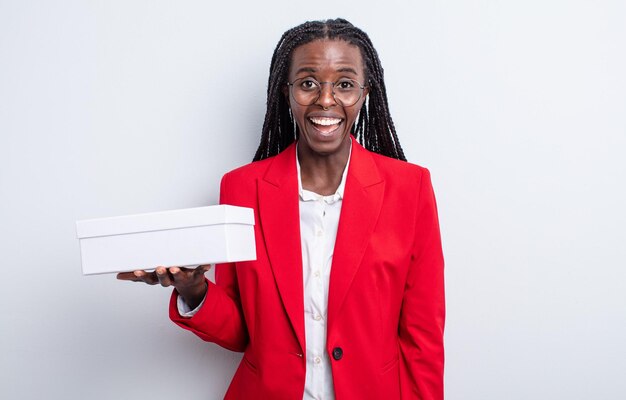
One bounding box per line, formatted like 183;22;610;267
298;78;319;91
336;79;357;91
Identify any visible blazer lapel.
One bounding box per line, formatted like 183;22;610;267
328;139;385;331
257;143;306;352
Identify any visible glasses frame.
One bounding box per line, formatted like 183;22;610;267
286;77;367;107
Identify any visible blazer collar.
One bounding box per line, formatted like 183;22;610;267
327;138;384;332
258;142;305;350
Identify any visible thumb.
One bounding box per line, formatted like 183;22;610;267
197;264;213;274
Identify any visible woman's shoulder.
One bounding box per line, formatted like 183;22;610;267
220;148;292;191
222;142;297;184
218;156;278;203
366;149;431;183
223;157;273;181
363;151;437;211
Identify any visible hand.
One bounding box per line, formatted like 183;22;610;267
117;265;212;309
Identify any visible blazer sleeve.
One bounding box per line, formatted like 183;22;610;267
168;172;249;352
398;168;446;399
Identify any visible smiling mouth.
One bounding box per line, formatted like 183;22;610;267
308;117;343;136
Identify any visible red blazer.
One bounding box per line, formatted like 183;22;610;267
170;137;445;399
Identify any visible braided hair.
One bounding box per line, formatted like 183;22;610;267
253;18;407;162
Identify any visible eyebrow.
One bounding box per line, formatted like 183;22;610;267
293;66;360;75
294;67;317;75
336;67;359;75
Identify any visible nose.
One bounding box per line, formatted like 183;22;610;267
316;82;337;109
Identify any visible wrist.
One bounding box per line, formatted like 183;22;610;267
178;279;208;309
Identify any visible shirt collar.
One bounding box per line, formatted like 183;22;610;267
296;141;352;203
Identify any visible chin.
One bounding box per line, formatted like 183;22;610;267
300;127;350;157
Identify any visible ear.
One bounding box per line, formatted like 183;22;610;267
282;85;289;100
363;85;370;98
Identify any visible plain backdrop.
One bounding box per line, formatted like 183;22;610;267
1;1;625;399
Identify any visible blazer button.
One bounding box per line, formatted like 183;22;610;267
332;347;343;361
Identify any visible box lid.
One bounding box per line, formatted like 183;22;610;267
76;205;254;239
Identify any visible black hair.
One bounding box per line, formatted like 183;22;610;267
253;18;407;162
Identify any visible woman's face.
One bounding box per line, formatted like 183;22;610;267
287;39;368;160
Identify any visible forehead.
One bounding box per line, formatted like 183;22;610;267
289;39;365;77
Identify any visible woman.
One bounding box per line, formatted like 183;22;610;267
118;18;445;400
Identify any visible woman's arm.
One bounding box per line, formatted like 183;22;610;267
398;168;446;400
117;172;250;352
169;172;249;352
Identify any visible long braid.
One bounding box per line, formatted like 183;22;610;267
253;18;407;162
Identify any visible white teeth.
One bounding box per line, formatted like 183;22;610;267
309;117;342;126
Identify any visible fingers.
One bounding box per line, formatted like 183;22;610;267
116;272;137;281
170;266;194;283
172;265;207;285
169;264;212;284
152;266;202;287
116;269;160;285
155;267;174;287
117;265;211;288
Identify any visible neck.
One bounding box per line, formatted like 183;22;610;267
297;137;351;196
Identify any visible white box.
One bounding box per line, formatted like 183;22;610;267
76;205;256;275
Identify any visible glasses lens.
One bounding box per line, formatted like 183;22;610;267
333;79;361;107
291;78;320;106
290;78;363;107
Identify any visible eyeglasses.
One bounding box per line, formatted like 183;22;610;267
286;77;367;107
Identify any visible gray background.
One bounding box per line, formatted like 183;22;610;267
1;1;625;399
